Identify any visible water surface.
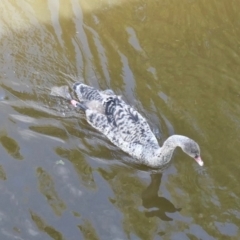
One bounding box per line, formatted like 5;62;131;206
0;0;240;239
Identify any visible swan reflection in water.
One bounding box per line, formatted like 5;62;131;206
142;173;181;221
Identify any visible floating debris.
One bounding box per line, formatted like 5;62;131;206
55;160;65;165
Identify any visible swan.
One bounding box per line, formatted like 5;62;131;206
52;83;203;168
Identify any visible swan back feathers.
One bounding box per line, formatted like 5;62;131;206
73;83;160;164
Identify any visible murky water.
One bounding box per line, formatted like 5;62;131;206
0;0;240;239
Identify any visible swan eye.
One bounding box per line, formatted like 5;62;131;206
195;154;199;158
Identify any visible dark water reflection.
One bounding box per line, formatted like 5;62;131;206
142;173;181;221
1;0;240;239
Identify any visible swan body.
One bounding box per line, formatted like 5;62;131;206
71;83;203;168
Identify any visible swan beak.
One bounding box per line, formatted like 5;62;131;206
195;156;204;166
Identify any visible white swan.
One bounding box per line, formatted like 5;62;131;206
67;83;203;168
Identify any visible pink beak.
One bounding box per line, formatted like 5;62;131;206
71;99;79;107
195;156;204;166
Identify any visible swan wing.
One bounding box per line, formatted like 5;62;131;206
86;96;158;147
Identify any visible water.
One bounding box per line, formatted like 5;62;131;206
0;0;240;239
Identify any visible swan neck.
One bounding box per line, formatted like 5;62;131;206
163;135;190;149
143;135;191;168
154;135;189;166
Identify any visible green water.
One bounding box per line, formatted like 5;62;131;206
0;0;240;239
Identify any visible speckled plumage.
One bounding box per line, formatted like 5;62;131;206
72;82;203;168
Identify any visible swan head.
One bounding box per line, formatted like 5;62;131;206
181;139;204;166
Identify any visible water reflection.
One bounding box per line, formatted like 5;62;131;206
30;210;64;240
78;220;100;240
142;173;181;221
0;132;23;160
0;165;7;180
98;167;157;239
0;0;240;239
55;147;97;189
36;167;66;216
